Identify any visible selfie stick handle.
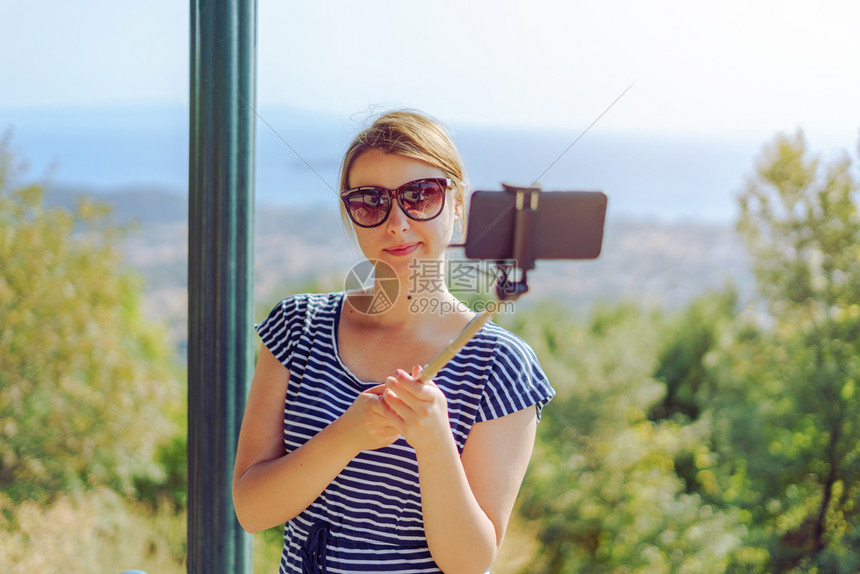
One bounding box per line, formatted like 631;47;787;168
417;309;495;383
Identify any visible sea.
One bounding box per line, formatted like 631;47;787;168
1;104;778;223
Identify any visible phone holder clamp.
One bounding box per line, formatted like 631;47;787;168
495;183;540;301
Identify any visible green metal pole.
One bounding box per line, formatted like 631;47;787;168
188;0;255;572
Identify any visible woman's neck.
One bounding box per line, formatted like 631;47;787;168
344;282;470;333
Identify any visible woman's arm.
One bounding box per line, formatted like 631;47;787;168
232;345;400;533
381;368;537;574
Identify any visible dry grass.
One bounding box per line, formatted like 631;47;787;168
0;489;288;573
492;513;538;574
0;488;186;574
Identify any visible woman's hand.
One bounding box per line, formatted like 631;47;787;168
339;385;402;453
380;365;452;454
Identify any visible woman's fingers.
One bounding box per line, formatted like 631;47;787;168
364;383;387;396
343;390;403;450
386;368;437;403
377;383;404;417
376;366;451;452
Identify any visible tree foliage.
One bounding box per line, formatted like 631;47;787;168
0;135;184;502
649;288;738;422
506;130;860;573
507;302;745;573
738;130;860;313
713;130;860;572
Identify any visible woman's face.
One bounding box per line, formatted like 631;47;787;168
346;149;460;276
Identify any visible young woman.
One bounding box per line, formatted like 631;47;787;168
232;110;554;573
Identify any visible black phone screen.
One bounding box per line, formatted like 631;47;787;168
464;190;607;261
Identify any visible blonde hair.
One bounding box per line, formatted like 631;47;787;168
338;110;468;233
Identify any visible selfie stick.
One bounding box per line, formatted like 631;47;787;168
416;184;540;383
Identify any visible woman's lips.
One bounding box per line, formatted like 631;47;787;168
384;242;419;256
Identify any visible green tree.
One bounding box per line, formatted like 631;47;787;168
649;287;738;423
508;302;744;573
738;131;860;312
702;130;860;572
0;135;184;502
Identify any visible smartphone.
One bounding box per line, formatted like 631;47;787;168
464;189;607;261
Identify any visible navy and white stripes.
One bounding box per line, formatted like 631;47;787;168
255;292;554;573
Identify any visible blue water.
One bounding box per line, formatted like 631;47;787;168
1;104;765;222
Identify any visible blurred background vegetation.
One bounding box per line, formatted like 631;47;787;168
1;128;858;572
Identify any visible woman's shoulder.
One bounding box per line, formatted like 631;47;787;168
476;321;541;364
257;291;344;334
466;320;555;422
274;290;343;306
267;291;344;317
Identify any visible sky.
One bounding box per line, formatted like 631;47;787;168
2;0;858;136
2;0;860;219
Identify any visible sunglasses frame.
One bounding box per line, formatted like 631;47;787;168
340;177;452;229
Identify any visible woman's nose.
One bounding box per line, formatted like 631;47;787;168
385;200;411;232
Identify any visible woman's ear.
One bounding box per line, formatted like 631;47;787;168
454;199;464;220
453;201;465;239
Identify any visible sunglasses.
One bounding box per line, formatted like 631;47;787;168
340;177;451;228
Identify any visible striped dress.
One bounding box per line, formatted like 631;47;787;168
256;292;554;573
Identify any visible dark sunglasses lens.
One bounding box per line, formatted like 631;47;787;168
346;190;389;226
400;180;445;220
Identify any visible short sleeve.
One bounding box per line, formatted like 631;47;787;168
255;295;307;371
476;328;555;423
